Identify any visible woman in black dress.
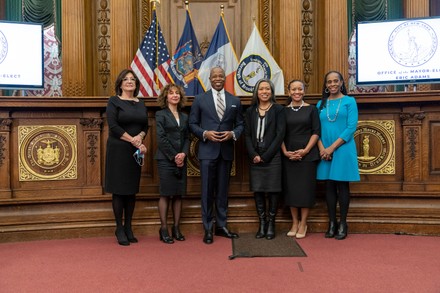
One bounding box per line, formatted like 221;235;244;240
155;84;189;244
105;69;148;246
245;79;286;240
282;79;320;239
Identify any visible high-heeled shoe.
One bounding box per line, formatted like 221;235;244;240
172;226;185;241
115;227;130;246
286;224;298;237
159;228;174;244
296;225;308;239
124;226;138;243
325;221;338;238
335;222;348;240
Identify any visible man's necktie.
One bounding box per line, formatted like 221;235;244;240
217;92;225;119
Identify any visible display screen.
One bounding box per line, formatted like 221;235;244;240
0;21;44;89
356;17;440;85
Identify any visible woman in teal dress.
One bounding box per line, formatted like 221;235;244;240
317;71;360;240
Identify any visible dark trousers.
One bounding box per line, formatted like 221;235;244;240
200;156;232;231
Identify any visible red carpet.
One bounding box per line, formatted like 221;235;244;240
1;233;439;292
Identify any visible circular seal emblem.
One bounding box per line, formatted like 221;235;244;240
0;30;8;64
236;55;271;94
19;126;77;181
354;121;395;174
388;20;437;67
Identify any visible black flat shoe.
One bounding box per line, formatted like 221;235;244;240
115;227;130;246
159;228;174;244
172;226;185;241
124;226;138;243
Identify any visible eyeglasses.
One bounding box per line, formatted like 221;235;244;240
123;78;137;82
133;149;144;166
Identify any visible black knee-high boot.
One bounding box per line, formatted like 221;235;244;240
266;193;279;240
254;192;266;239
335;182;350;240
325;181;338;238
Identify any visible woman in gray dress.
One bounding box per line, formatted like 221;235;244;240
105;69;148;246
245;79;286;240
155;84;189;244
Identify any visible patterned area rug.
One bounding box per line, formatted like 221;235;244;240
230;233;307;259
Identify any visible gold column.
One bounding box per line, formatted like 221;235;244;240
323;0;348;78
279;0;302;87
110;0;137;88
404;0;429;17
61;0;87;96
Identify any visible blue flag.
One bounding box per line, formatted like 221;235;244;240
168;10;204;96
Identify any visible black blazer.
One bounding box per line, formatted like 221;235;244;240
244;103;286;163
155;108;190;161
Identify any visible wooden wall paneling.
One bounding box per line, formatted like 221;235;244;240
404;0;429;17
2;93;440;242
430;122;440;174
322;0;348;82
110;0;138;88
279;0;302;89
61;0;88;96
0;116;12;199
400;106;425;190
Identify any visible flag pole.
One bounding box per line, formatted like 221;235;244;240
185;1;189;10
150;0;160;90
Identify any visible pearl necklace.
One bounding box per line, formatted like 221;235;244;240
290;100;304;112
326;98;342;122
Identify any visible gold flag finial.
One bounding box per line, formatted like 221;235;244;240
185;1;189;10
220;4;224;16
150;0;160;9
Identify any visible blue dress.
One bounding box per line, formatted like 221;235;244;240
316;96;360;182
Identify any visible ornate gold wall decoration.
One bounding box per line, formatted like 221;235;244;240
187;136;236;177
354;120;395;174
18;126;77;181
97;0;110;90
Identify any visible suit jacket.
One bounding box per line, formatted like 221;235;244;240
189;89;244;160
244;103;286;163
155;108;190;161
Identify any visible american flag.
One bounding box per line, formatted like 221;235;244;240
130;9;172;97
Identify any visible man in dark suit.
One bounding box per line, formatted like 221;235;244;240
189;67;244;244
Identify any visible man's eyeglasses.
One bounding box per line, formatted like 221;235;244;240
133;149;144;166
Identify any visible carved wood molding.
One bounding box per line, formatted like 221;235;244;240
259;0;272;48
0;118;12;131
0;134;6;167
302;0;314;87
97;0;110;90
80;118;104;130
405;127;419;160
141;0;152;36
86;133;99;165
400;112;426;126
